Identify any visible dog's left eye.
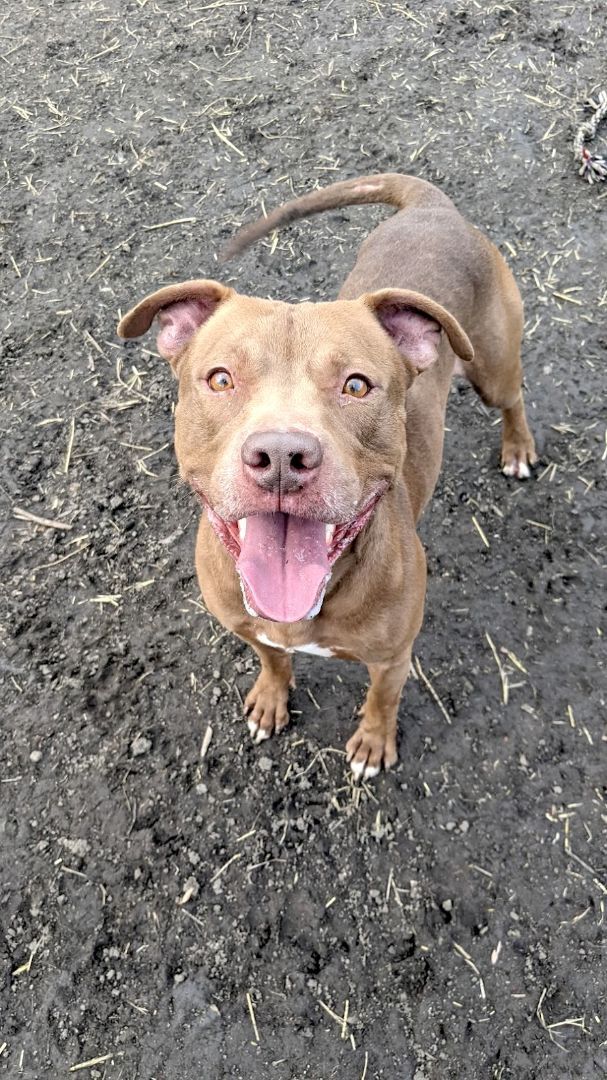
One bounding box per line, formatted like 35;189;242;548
342;375;371;398
208;368;234;392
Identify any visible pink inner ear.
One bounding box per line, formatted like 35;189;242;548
377;303;442;371
156;297;217;360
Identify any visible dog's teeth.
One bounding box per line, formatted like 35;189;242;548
325;524;336;544
238;518;247;540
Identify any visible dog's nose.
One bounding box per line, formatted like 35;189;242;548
241;430;323;493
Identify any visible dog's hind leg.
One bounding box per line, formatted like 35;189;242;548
464;350;537;479
499;389;537;479
461;252;537;479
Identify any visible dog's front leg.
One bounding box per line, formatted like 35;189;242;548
346;649;412;779
242;639;294;744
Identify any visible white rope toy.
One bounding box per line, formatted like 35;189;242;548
573;91;607;183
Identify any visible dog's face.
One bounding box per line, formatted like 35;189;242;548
119;280;471;622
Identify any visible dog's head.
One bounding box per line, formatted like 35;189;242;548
118;280;472;623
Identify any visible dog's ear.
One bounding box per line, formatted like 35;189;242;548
362;288;474;371
117;279;234;365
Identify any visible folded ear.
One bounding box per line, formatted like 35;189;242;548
117;279;234;363
362;288;474;371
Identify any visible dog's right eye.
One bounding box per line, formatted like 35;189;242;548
207;368;234;392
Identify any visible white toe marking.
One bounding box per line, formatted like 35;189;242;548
247;719;258;738
254;728;270;744
350;759;365;779
503;459;531;480
238;517;247;540
363;764;380;780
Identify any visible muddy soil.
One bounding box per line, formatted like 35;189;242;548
1;1;606;1077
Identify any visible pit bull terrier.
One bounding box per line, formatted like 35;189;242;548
118;173;536;779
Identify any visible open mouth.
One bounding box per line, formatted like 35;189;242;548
204;496;383;623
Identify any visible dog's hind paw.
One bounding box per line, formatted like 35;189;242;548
501;427;537;481
502;455;532;480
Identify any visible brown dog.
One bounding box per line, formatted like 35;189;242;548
118;174;536;779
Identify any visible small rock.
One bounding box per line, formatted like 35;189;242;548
131;735;152;757
258;756;273;773
180;875;199;901
442;899;453;912
29;750;43;763
59;837;90;858
445;820;457;832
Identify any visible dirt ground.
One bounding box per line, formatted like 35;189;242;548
1;0;606;1077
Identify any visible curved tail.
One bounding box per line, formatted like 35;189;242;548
220;173;453;260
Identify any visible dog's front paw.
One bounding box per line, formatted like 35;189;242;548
244;672;290;744
345;721;397;781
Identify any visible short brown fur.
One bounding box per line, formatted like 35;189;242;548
118;173;536;777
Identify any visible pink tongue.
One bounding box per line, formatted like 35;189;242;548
237;513;330;623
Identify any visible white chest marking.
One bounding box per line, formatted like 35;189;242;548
256;632;333;657
295;642;334;657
